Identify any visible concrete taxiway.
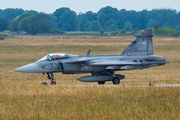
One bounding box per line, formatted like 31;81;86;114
47;84;180;87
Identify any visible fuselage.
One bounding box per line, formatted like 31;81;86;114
14;53;167;74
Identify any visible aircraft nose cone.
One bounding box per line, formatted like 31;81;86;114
14;63;36;73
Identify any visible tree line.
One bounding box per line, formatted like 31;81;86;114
1;7;180;34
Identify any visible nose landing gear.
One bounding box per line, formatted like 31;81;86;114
40;80;48;85
41;73;56;85
50;80;56;85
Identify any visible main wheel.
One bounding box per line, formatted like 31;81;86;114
98;81;105;85
112;77;120;85
53;81;56;85
50;81;56;85
40;82;46;85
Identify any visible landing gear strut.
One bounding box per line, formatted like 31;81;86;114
101;70;121;85
107;70;120;85
111;70;120;85
46;72;56;85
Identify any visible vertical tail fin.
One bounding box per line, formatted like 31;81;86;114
122;29;154;56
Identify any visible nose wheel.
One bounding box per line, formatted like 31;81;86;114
40;80;48;85
50;81;56;85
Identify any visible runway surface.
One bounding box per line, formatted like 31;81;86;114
48;84;180;87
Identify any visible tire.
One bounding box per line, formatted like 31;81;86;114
50;81;56;85
40;82;47;85
54;81;56;85
112;77;120;85
98;81;105;85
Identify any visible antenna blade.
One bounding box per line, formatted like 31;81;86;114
86;50;91;56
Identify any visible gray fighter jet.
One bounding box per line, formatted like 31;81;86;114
14;29;169;85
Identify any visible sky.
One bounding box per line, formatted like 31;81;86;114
1;0;180;14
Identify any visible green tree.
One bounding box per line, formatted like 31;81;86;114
115;9;129;29
1;8;24;20
163;22;171;27
155;27;179;36
175;12;180;28
84;11;97;22
0;9;2;17
58;11;76;31
147;19;159;28
7;19;18;32
23;10;39;15
18;13;34;21
97;13;106;27
48;28;64;34
47;14;58;28
129;10;141;29
76;11;97;31
107;24;119;31
78;17;89;31
3;7;180;33
175;23;180;31
105;20;117;28
97;6;118;27
154;24;160;31
100;30;104;34
53;8;71;17
0;18;8;31
17;15;34;32
164;10;176;28
145;10;163;27
84;22;92;31
123;22;133;31
89;21;102;31
53;7;76;31
28;14;52;34
139;10;148;29
120;29;126;34
8;14;34;32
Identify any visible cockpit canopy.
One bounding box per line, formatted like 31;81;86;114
38;53;68;62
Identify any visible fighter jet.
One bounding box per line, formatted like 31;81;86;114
14;29;169;85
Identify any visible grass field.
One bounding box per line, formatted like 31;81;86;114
0;33;17;39
0;36;180;119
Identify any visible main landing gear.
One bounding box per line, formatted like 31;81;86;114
98;81;105;85
97;77;120;85
97;70;121;85
108;70;121;85
41;73;56;85
112;77;120;85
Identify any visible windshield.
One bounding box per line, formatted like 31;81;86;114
38;53;68;62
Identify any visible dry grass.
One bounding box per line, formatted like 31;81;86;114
0;85;180;120
0;36;180;119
